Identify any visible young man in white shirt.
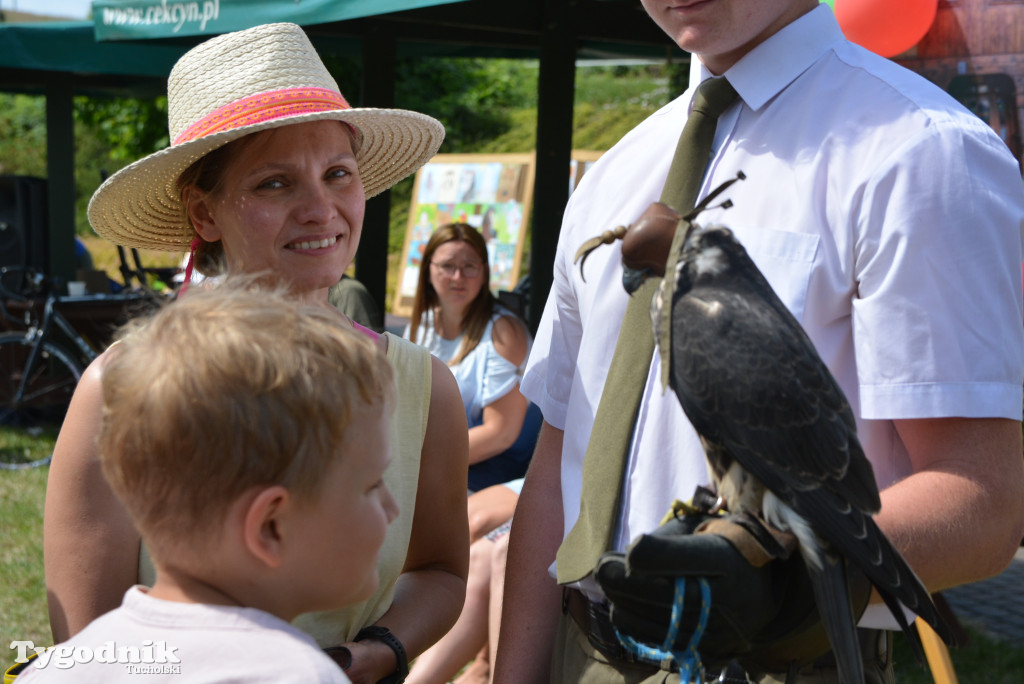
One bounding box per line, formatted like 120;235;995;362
495;1;1024;682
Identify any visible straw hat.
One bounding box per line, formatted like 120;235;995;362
88;22;445;252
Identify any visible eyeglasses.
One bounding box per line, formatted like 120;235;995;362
430;260;483;278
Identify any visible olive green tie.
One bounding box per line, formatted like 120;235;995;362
556;77;739;584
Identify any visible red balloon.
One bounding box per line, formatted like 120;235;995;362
834;0;938;58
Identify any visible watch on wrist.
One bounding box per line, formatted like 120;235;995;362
354;625;408;684
322;645;352;670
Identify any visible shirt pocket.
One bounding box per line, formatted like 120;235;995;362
722;224;820;322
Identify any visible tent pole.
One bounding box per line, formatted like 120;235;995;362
46;81;75;282
530;0;577;335
358;21;397;322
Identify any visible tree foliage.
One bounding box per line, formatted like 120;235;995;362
382;57;541;254
396;58;538;153
0;93;169;236
75;96;169;163
0;95;47;177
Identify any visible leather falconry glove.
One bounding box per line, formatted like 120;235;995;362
594;487;873;678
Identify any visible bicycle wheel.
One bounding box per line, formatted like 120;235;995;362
0;333;83;466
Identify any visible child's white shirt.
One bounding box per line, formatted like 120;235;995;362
17;586;349;682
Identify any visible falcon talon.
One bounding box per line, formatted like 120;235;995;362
663;498;701;524
573;224;629;282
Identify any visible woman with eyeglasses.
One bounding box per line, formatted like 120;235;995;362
404;223;537;684
406;223;538;497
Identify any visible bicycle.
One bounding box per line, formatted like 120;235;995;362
0;265;158;468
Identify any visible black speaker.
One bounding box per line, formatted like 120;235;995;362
0;175;49;274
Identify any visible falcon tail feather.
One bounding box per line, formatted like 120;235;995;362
805;550;865;684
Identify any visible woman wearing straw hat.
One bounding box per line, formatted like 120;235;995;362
43;23;468;684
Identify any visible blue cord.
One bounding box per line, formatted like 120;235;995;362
614;576;711;683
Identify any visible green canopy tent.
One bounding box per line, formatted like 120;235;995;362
0;0;686;330
90;0;469;41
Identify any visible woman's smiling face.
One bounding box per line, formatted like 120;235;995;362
188;120;365;300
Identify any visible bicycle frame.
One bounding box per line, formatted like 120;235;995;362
11;296;98;406
0;266;160;424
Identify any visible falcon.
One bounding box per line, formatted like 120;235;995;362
581;194;953;682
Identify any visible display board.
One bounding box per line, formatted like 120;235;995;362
393;153;536;317
393;150;605;318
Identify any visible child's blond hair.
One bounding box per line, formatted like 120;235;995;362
98;278;394;561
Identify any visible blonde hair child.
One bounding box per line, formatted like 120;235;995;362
21;280;398;683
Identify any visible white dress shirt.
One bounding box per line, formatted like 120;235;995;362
520;5;1024;611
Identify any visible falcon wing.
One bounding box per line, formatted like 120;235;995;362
668;281;878;514
668;272;951;645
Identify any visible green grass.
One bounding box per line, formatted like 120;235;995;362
577;65;672;108
892;625;1024;683
0;427;55;655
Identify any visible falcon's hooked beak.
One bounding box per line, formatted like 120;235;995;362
622;266;653;294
